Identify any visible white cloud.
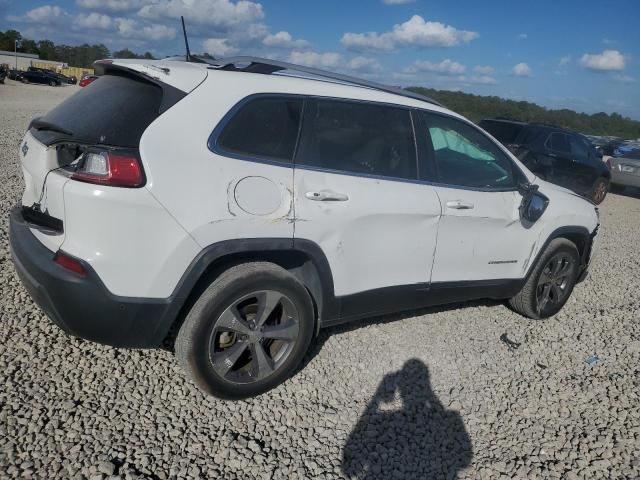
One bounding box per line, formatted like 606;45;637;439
580;49;626;71
202;38;239;57
405;59;466;75
76;0;152;11
382;0;415;4
511;62;532;77
8;5;68;24
341;32;395;52
142;23;176;41
467;75;497;85
341;15;478;52
517;33;527;40
138;0;264;28
473;65;494;75
614;74;635;83
75;12;113;30
288;51;343;69
559;55;571;66
262;31;309;49
346;56;382;72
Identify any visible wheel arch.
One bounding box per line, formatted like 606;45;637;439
162;238;337;345
526;226;593;282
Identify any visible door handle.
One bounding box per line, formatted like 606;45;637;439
305;190;349;202
446;200;474;210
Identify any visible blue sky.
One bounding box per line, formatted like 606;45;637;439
2;0;639;119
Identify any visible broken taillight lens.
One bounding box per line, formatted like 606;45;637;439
71;149;145;188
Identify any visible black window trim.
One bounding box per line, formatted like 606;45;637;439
544;131;571;154
208;93;527;192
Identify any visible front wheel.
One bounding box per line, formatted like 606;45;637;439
592;177;609;204
176;262;315;399
509;238;580;319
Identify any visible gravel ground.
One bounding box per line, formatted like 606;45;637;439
1;81;639;480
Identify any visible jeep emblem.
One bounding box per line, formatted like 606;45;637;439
21;142;28;156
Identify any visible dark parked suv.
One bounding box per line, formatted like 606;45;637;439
480;119;611;204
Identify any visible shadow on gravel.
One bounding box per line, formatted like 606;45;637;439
342;359;472;480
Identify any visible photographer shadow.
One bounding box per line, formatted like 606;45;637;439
343;359;472;479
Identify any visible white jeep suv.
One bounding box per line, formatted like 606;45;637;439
9;57;599;399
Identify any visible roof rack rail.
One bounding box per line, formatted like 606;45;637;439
203;55;443;107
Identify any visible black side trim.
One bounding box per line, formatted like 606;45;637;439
329;278;524;328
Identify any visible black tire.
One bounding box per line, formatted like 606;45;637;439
509;238;580;319
176;262;314;399
592;177;608;204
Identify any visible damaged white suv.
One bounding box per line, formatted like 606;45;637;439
10;57;599;399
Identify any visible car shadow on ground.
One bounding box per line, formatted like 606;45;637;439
341;358;473;479
611;186;640;200
301;298;503;369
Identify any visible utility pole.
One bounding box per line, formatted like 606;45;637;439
14;39;18;70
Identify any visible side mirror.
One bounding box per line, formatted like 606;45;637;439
519;183;549;223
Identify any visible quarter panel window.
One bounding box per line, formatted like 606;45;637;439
420;112;516;189
295;99;417;180
216;97;303;162
570;136;590;163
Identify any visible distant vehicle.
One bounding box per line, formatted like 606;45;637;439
79;74;98;87
27;67;77;85
20;70;62;86
480;119;611;204
8;69;24;81
0;64;7;84
586;135;624;157
609;148;640;192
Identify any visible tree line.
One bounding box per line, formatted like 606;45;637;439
0;29;154;68
408;87;640;139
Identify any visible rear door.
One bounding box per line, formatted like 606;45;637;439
544;132;575;189
569;135;599;194
293;98;441;301
415;110;539;282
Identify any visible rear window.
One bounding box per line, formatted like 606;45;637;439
215;97;303;162
33;74;165;147
479;120;524;145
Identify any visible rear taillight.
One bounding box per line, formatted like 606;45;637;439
54;251;86;276
71;149;145;187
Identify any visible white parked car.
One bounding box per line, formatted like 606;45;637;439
10;57;600;399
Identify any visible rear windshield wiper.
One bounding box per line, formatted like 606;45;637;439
29;118;74;136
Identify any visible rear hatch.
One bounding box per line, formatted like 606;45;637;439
19;60;207;252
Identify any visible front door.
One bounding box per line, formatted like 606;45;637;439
414;110;540;283
293;98;441;299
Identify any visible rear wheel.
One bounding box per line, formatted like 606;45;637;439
176;262;314;399
592;177;608;204
509;238;580;319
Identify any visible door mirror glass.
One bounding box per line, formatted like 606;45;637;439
520;186;549;223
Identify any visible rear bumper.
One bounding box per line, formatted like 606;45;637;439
8;206;175;348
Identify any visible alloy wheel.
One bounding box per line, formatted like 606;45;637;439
208;290;300;384
536;253;575;315
594;181;607;204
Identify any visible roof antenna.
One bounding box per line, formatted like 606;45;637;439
181;16;192;62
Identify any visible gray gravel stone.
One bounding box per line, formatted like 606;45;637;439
1;81;639;480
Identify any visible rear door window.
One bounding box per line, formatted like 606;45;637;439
570;135;591;163
215;96;303;163
295;99;417;180
33;74;169;147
